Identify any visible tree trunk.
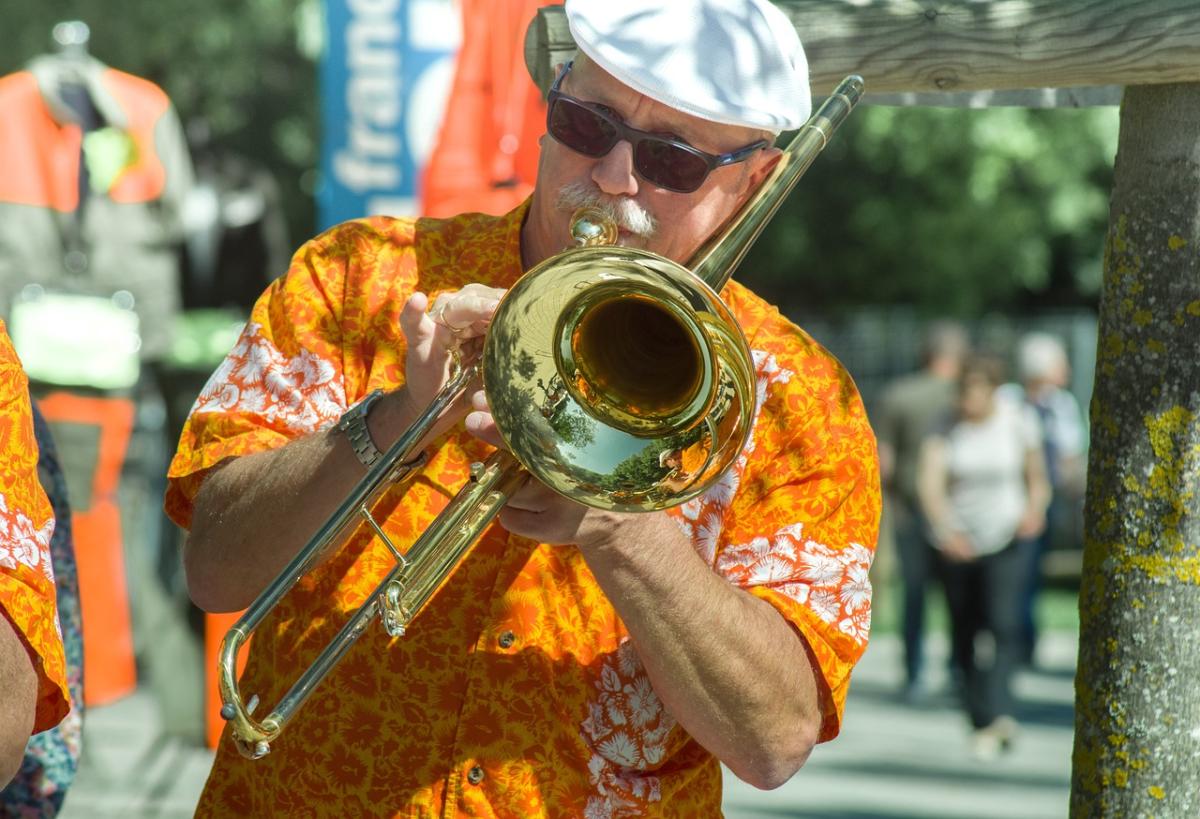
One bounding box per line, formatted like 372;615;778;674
1071;83;1200;816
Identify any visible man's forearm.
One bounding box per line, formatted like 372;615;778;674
186;425;352;611
185;389;429;612
0;613;37;786
580;513;822;790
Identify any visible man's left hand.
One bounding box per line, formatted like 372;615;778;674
465;389;633;549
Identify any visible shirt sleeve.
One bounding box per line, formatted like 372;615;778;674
1019;403;1044;452
0;324;70;733
1051;388;1086;458
164;223;366;529
873;383;899;451
679;299;881;742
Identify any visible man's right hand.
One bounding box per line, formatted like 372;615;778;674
384;285;506;451
398;286;503;405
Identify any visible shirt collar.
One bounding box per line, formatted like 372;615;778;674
28;54;129;129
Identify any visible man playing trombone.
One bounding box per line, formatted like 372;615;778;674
169;0;880;814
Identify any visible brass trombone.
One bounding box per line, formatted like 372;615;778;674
219;76;865;759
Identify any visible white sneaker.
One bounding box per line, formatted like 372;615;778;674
991;716;1018;750
970;729;1002;761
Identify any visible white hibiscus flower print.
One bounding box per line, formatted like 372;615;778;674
808;589;840;623
191;322;346;434
694;512;723;565
0;494;55;579
598;732;640;767
840;577;873;614
580;637;669;812
627;676;660;728
799;548;843;586
583;795;612;819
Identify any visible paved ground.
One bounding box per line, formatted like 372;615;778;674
58;631;1076;818
722;633;1076;818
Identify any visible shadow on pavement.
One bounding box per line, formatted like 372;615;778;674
1015;695;1074;729
724;808;932;819
817;758;1069;791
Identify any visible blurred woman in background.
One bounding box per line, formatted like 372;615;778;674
916;353;1050;759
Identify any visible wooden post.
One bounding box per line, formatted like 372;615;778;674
1070;83;1200;816
527;1;1200;98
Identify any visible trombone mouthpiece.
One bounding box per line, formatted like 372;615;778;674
569;207;618;247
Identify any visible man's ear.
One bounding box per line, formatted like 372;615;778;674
743;146;783;195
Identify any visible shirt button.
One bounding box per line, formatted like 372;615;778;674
467;765;485;785
498;630;516;649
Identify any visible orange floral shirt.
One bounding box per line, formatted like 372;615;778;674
167;204;880;818
0;321;69;734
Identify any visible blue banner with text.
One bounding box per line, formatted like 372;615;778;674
318;0;459;230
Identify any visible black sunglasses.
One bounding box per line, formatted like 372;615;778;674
546;61;769;194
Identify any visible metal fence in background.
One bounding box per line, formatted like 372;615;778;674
791;306;1099;429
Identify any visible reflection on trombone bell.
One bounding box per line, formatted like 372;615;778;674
217;76;866;760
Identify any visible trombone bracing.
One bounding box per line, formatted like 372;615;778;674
218;76;865;759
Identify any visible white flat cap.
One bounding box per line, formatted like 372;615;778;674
564;0;811;132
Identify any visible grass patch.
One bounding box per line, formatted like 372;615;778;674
871;574;1080;636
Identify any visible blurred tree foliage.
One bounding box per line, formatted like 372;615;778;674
5;0;320;246
744;104;1119;317
8;3;1118;316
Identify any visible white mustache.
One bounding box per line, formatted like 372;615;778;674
556;183;657;239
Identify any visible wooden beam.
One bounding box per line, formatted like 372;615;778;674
867;86;1122;109
526;1;1200;103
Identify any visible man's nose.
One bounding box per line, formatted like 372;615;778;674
591;140;639;197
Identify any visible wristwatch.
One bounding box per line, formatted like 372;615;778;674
337;389;386;468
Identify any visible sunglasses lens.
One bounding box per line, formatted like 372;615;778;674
549;97;617;157
635;139;711;193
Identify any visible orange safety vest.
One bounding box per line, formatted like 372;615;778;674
0;66;170;211
420;0;554;217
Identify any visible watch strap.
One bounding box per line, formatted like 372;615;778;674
337;389;386;468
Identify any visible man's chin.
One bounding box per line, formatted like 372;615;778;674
616;230;649;248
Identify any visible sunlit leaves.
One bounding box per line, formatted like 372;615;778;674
745;103;1119;316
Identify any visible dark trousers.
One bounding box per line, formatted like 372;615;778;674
939;540;1027;729
1017;522;1051;664
894;500;936;685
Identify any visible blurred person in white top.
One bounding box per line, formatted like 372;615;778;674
917;353;1050;759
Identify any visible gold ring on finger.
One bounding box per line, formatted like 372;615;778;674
431;302;470;336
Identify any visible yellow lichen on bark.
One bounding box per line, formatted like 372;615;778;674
1144;406;1198;527
1073;83;1200;819
1114;554;1200;584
